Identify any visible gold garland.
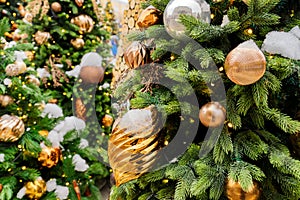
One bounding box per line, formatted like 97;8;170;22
26;0;50;19
91;0;103;22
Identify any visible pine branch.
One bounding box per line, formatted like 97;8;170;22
260;107;300;134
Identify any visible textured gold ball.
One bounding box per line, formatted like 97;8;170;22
124;41;151;69
71;38;85;49
38;146;61;168
79;66;104;84
51;2;62;12
102;114;114;127
0;95;14;107
226;178;261;200
25;179;46;199
199;102;226;127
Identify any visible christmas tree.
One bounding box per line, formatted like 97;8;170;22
17;0;113;128
109;0;300;199
0;2;112;199
0;0;28;42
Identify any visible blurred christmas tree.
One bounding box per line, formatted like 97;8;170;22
16;0;113;135
109;0;300;199
0;14;110;200
0;0;28;42
103;0;119;35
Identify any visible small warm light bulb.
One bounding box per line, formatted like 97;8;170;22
62;29;66;33
219;67;224;72
211;14;215;19
13;13;16;17
66;182;70;186
227;122;233;128
164;140;169;146
247;28;253;35
170;55;175;61
63;92;67;95
162;179;169;184
21;166;26;170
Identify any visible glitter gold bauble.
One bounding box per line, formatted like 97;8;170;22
0;95;14;107
102;114;113;127
71;14;94;33
199;102;226;127
38;146;61;168
51;2;62;12
224;48;266;85
26;75;40;86
25;51;34;61
137;6;162;29
226;179;261;200
5;61;27;76
79;66;104;84
124;41;151;69
34;31;51;45
71;38;85;49
38;130;49;137
0;114;25;142
108;105;160;186
25;178;46;199
75;0;84;7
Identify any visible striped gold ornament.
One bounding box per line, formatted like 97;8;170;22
0;115;25;142
71;14;94;33
108;105;160;186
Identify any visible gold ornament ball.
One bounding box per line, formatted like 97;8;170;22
224;47;266;85
124;41;151;69
102;114;114;127
226;178;260;200
26;75;40;86
34;31;51;45
0;114;25;142
38;130;49;137
71;38;85;49
25;179;46;199
137;5;162;29
0;95;14;107
79;66;104;84
199;102;226;127
75;0;84;7
71;14;94;33
5;61;27;76
108;105;160;186
51;2;62;12
38;146;61;168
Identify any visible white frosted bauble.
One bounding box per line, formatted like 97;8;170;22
163;0;211;39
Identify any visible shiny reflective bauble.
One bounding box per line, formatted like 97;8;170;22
199;102;226;127
224;48;266;85
163;0;211;39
